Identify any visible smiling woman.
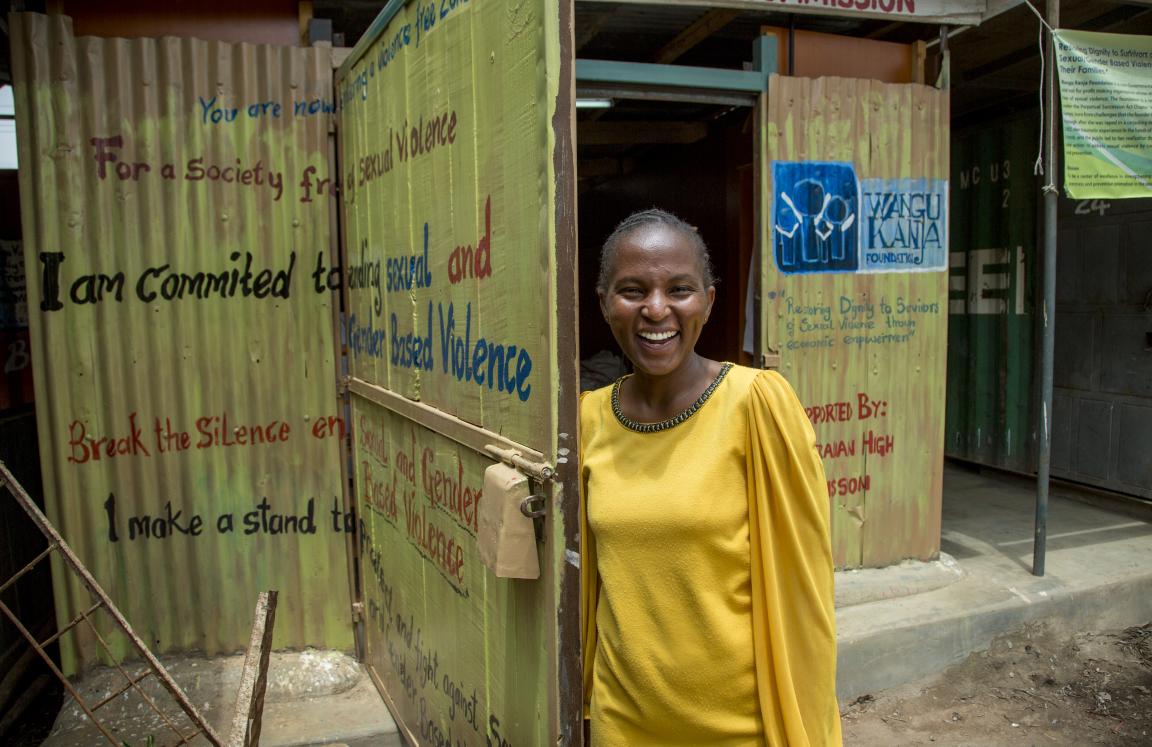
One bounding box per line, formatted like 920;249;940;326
580;209;842;746
596;211;715;394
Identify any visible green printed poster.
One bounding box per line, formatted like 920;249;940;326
1055;29;1152;198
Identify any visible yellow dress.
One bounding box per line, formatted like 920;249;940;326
580;364;841;746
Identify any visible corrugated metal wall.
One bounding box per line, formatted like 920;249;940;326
763;75;950;569
946;111;1038;472
1052;196;1152;500
11;13;351;672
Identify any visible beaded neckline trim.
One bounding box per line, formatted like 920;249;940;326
611;362;734;433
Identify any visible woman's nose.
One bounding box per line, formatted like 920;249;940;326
642;293;669;320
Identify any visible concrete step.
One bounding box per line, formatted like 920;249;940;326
42;649;400;747
835;464;1152;702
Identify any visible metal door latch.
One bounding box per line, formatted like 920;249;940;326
484;444;555;482
519;494;547;519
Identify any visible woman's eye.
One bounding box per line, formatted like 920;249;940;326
671;286;695;295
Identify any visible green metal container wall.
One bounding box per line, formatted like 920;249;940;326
947;110;1038;472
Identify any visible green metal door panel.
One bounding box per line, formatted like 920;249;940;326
947;110;1038;473
336;0;581;743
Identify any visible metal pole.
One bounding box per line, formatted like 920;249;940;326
1034;0;1060;577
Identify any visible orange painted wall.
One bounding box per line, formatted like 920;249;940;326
763;26;924;84
61;0;300;46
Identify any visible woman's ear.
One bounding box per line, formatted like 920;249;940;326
598;290;609;321
705;285;716;321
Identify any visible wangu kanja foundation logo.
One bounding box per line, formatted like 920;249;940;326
773;161;860;274
772;160;948;275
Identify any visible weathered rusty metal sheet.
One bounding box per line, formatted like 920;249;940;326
337;0;580;743
762;75;949;568
10;13;351;672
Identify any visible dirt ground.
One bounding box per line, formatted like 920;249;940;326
6;622;1150;745
842;622;1152;746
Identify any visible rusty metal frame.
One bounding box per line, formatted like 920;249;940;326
0;461;277;747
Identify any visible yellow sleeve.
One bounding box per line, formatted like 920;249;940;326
746;371;842;746
579;391;598;720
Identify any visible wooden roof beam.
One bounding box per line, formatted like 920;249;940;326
653;8;741;64
577;121;708;145
578;157;637;179
576;8;616;53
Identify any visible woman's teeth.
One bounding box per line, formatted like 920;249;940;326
639;330;677;341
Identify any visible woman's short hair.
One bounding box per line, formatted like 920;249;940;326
596;208;716;294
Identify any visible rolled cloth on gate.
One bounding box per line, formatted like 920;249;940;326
478;462;540;579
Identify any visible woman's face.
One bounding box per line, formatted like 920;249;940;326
598;225;715;379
